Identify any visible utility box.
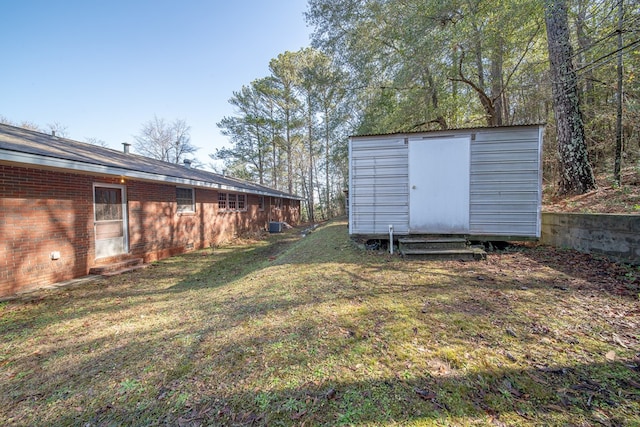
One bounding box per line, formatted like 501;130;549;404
348;124;544;241
269;222;283;233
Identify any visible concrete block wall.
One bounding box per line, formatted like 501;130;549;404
541;212;640;265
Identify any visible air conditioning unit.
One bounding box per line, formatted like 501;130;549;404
269;222;282;233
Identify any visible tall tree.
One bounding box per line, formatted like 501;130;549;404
544;0;596;195
215;83;272;184
269;52;303;194
134;115;197;164
306;0;545;132
253;77;285;189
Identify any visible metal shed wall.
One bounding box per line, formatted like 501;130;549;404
348;136;409;235
469;127;543;237
349;125;543;239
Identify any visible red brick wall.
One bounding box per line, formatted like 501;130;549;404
0;164;300;297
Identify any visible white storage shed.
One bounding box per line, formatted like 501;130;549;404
348;124;544;241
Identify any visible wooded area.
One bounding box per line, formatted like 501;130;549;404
215;0;639;220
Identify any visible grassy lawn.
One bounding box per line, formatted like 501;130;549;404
1;219;639;426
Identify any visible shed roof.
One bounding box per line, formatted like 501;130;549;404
0;123;303;200
350;123;544;139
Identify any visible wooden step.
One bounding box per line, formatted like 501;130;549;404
398;237;468;250
400;248;486;261
89;258;145;276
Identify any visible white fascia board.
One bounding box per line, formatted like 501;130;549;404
0;149;301;200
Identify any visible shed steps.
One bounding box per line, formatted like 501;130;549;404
89;258;147;277
399;237;486;261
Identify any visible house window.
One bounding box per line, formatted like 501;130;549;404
228;193;237;210
176;187;195;213
218;192;248;212
95;187;123;220
274;197;282;210
258;196;264;211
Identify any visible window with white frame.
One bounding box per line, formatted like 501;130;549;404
176;187;195;213
218;192;226;209
238;194;246;210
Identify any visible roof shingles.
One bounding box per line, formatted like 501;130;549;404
0;123;302;200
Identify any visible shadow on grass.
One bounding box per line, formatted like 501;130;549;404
3;219;640;425
18;322;640;426
7;271;639;426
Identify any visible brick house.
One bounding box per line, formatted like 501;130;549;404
0;124;302;297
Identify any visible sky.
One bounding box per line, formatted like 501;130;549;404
1;0;312;169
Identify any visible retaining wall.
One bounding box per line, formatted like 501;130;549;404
541;212;640;265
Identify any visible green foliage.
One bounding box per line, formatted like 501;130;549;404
215;0;640;206
215;48;351;220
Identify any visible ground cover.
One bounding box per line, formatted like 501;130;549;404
1;220;639;426
544;167;640;214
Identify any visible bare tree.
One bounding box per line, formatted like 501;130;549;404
134;115;198;163
0;116;42;132
171;119;195;164
84;137;109;148
47;121;69;137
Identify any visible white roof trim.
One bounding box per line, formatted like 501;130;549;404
0;149;302;200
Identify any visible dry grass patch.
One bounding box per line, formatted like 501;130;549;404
1;220;639;426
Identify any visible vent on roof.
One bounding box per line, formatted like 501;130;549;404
183;159;192;168
122;142;131;154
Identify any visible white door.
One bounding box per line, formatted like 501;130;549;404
94;185;128;258
408;136;470;233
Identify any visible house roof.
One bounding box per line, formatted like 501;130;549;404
0;123;303;200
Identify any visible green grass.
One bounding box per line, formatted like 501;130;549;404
1;219;639;426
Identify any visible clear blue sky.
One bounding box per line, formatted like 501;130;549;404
1;0;311;168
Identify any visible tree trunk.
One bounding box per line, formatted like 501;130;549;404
307;94;315;223
614;0;624;186
575;0;595;118
286;110;293;195
544;0;596;195
324;102;331;217
490;39;504;126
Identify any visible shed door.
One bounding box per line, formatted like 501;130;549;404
94;185;128;258
409;136;470;233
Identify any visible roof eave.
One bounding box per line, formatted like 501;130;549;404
0;149;304;200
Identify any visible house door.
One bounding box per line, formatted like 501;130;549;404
94;185;128;258
408;136;471;233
